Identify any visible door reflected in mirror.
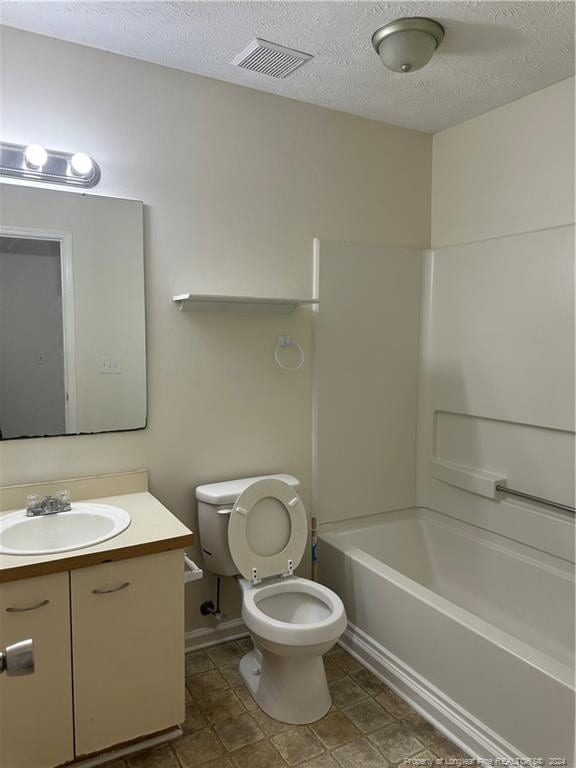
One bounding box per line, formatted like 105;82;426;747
0;185;146;439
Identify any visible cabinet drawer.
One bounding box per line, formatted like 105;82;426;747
0;571;74;768
71;550;185;756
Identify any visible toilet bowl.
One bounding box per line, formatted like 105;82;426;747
196;474;347;724
240;576;346;723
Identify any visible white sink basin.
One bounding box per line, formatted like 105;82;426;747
0;503;131;556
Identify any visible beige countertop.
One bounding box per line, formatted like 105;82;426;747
0;472;194;583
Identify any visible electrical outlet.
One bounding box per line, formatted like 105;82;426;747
100;356;121;374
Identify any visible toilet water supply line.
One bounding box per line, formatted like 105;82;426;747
311;517;318;581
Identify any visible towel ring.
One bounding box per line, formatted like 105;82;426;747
274;336;304;371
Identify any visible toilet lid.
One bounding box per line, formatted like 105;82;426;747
228;478;308;581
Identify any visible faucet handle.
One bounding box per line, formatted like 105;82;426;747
57;489;71;510
26;494;43;515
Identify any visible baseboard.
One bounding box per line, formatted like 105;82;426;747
185;617;249;651
340;623;522;761
67;727;182;768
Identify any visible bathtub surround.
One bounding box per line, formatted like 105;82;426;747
0;25;432;633
417;225;575;562
418;77;575;562
313;240;422;523
431;77;574;247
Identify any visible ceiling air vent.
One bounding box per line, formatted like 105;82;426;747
231;38;313;79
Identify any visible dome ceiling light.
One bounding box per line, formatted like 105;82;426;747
372;17;445;74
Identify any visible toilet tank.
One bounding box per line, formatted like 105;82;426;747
195;474;300;577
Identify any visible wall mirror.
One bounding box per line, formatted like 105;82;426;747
0;184;146;439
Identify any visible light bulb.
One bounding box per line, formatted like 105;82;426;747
70;152;94;176
24;144;48;168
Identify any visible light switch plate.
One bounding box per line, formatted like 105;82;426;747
100;356;121;374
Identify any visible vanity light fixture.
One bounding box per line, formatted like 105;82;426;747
0;141;101;187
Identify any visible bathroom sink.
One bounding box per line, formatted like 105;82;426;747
0;503;131;556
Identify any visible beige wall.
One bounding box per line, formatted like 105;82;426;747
0;27;432;631
419;78;575;562
431;77;575;247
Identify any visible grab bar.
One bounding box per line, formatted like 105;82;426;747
495;485;575;514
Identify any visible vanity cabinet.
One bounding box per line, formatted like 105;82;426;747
72;550;185;756
0;550;185;768
0;571;74;768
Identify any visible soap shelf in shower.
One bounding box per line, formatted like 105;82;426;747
431;458;507;499
173;293;319;314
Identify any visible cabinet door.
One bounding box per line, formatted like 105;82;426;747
0;571;74;768
71;550;185;756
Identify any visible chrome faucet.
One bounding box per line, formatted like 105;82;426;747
26;490;71;517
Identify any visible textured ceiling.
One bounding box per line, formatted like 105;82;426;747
1;1;574;132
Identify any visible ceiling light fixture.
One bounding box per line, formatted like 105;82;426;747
372;17;444;74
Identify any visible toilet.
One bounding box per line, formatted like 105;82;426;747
196;474;347;724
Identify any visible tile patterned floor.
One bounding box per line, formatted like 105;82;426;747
103;639;470;768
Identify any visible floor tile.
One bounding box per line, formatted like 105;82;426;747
236;636;254;653
301;754;340;768
206;641;245;668
342;698;395;734
234;684;259;711
329;649;363;674
331;737;390;768
182;695;209;734
271;727;325;766
174;727;226;767
250;706;296;736
402;712;448;749
185;650;214;676
186;668;230;700
328;677;370;709
431;739;469;760
369;722;424;763
126;745;179;768
323;655;347;682
374;689;413;719
310;711;361;750
350;669;387;698
220;663;244;688
197;689;246;724
199;759;234;768
231;739;288;767
214;713;265;751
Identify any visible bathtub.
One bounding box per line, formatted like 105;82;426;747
318;508;575;762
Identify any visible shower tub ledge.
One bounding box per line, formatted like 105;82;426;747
318;508;575;762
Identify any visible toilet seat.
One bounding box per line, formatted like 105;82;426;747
241;576;347;647
228;478;308;582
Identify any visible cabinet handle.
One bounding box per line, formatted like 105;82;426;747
6;599;50;613
92;582;130;595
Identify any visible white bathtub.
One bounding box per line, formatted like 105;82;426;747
318;508;575;762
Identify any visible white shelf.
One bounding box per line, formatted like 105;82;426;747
173;293;319;314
